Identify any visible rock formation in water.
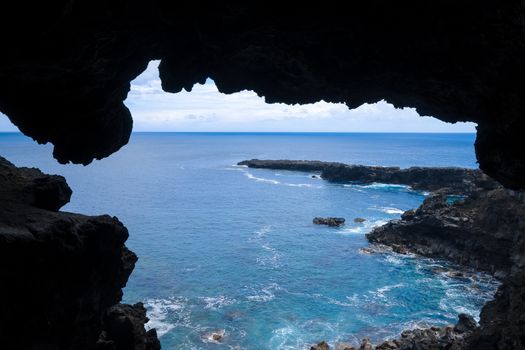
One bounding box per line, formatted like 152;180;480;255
313;217;346;227
238;159;499;194
0;156;160;350
0;3;524;189
367;188;525;349
312;314;479;350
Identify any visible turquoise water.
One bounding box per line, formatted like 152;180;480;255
0;133;498;349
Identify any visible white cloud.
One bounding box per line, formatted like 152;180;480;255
0;60;476;133
126;60;476;133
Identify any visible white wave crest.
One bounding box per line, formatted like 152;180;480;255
246;283;281;302
244;171;280;184
144;297;188;337
285;183;313;188
370;206;405;215
201;295;236;310
339;219;389;235
373;283;405;298
255;225;271;238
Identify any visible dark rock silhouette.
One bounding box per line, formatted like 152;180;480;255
1;3;525;348
367;188;523;276
313;217;346;227
0;3;524;188
0;157;158;350
367;188;525;349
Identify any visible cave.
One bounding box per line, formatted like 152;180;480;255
1;2;524;350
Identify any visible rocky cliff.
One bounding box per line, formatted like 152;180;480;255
367;188;525;349
0;156;160;350
238;159;499;194
367;189;524;276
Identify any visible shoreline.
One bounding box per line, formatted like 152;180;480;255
240;159;525;349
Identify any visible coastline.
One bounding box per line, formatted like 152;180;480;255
240;159;525;349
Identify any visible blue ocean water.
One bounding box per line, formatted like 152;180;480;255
0;132;498;349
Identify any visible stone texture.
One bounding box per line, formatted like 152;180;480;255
312;341;330;350
367;188;524;275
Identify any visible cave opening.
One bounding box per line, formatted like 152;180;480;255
1;3;525;349
1;58;504;349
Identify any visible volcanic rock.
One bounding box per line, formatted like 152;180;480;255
367;187;525;349
238;159;499;194
311;341;330;350
0;156;158;350
313;217;346;227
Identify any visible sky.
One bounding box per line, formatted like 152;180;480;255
0;60;475;133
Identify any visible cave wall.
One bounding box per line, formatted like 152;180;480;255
0;1;524;187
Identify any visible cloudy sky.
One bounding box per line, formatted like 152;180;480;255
1;60;475;133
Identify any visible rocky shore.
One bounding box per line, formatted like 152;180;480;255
241;159;525;349
367;188;524;277
238;159;498;194
367;187;525;349
311;314;478;350
0;157;160;350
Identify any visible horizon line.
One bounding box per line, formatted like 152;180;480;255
0;130;477;134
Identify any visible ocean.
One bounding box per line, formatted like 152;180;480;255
0;132;498;349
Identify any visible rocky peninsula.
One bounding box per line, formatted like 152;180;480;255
238;159;497;194
0;157;160;350
240;159;525;349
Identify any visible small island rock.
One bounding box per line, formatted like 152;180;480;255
311;341;330;350
313;217;345;227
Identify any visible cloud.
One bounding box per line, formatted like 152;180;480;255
0;60;476;133
126;61;476;132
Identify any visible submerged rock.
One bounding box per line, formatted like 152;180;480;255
311;341;330;350
358;338;373;350
204;329;225;343
313;217;346;227
354;217;367;223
